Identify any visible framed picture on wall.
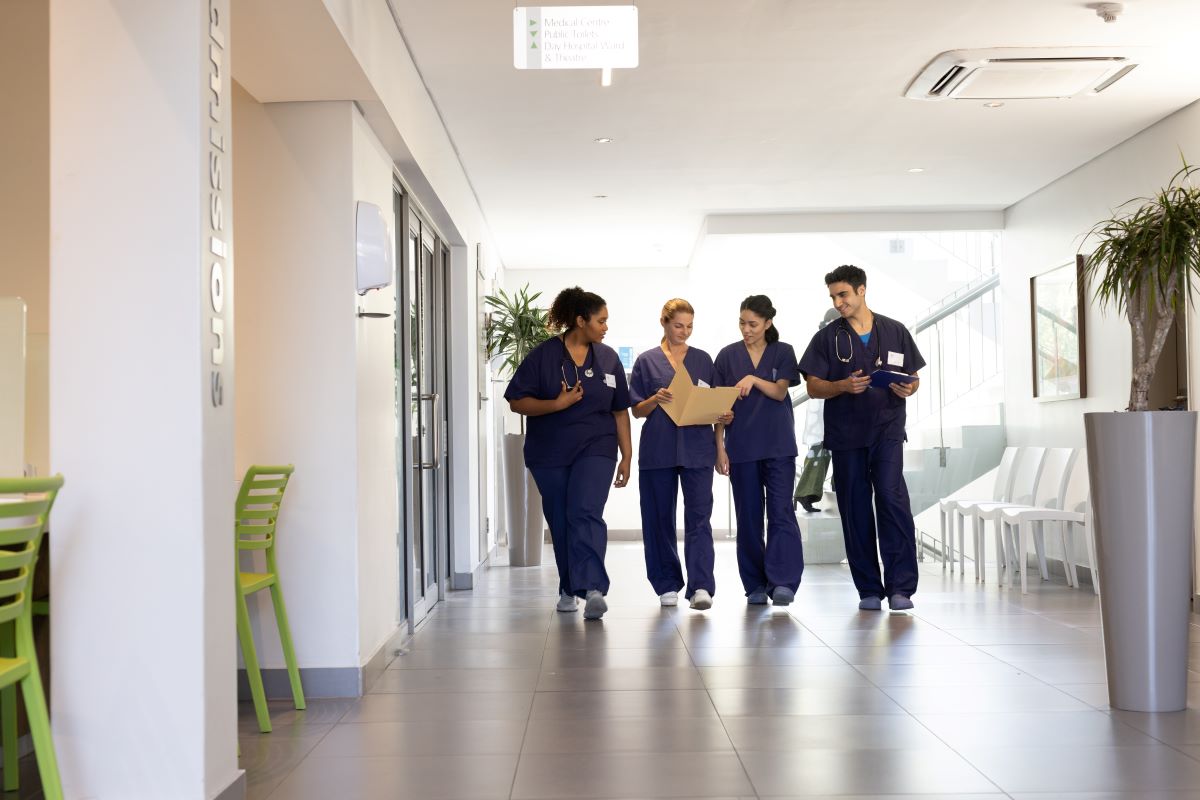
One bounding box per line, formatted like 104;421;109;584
1030;255;1088;401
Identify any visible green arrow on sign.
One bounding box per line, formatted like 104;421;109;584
531;42;538;49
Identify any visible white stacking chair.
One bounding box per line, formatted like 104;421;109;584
954;447;1046;583
973;448;1076;587
1000;452;1094;594
939;447;1020;574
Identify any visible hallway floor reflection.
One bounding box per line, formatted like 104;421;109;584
240;541;1200;800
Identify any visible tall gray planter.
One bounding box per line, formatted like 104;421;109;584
1085;410;1197;712
503;432;544;567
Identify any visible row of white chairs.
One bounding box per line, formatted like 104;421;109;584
937;446;1097;595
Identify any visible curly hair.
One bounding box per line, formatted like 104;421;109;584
548;286;606;331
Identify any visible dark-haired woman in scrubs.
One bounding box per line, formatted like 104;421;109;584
504;286;632;621
714;295;805;606
630;299;733;611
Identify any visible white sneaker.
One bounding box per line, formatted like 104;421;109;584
659;591;679;607
556;592;578;612
690;589;713;610
583;590;608;620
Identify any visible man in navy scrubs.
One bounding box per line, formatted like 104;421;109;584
798;265;925;611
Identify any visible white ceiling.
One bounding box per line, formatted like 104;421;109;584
390;0;1200;270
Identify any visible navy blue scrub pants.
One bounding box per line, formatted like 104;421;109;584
529;455;615;598
639;467;716;600
728;457;805;596
831;438;918;600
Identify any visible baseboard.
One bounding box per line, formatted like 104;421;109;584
361;624;406;694
213;771;246;800
237;666;361;700
605;528;734;541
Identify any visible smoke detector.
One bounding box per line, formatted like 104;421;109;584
904;47;1142;101
1090;3;1124;23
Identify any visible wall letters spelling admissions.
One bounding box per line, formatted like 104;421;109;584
513;6;639;70
206;0;229;407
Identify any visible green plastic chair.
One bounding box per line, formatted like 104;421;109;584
0;476;63;800
235;465;305;734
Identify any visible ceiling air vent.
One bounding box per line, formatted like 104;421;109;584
904;47;1143;101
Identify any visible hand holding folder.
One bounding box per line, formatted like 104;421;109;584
661;364;740;426
869;369;917;389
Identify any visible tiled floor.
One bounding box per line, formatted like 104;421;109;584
238;541;1200;800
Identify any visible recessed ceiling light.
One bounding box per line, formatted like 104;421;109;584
594;137;614;144
983;101;1005;108
593;194;608;199
907;168;925;174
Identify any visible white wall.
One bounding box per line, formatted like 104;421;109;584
233;87;360;671
352;110;403;664
321;0;503;578
0;0;49;478
1002;98;1200;446
50;1;237;796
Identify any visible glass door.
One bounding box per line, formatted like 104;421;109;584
398;195;450;627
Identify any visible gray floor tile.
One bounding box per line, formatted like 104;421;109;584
537;666;705;691
852;660;1046;687
521;716;734;753
966;745;1200;794
309;719;528;757
882;683;1093;713
387;647;545;669
738;747;998;796
511;752;753;798
699;664;871;689
340;691;534;723
830;644;1001;665
706;686;906;717
687;646;846;667
540;646;695;669
916;710;1161;748
266;753;520;800
369;667;540;694
722;714;944;751
530;689;718;720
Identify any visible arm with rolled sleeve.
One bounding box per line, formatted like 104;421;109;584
612;364;633;487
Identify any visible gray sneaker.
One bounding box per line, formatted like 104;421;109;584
771;586;795;606
888;594;914;611
583;590;608;620
747;589;769;605
858;596;882;611
556;592;578;613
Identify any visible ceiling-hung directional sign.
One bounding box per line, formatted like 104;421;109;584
514;6;639;70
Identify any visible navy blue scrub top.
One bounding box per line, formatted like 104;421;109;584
797;313;926;451
713;341;801;464
503;336;631;468
629;346;718;470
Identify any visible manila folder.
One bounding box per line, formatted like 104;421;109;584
661;362;740;427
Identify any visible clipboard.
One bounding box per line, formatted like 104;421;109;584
661;363;740;427
869;369;917;389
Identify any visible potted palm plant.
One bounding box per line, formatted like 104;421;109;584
484;286;553;567
1080;161;1200;712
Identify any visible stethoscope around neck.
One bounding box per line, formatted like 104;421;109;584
835;324;882;368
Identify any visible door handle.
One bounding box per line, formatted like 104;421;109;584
419;393;441;469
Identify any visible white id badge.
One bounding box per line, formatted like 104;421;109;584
887;351;905;367
604;373;617;388
697;379;710;388
772;368;778;380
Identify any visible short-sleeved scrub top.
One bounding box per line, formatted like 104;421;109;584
713;341;801;465
503;336;632;468
628;346;718;470
797;313;926;451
